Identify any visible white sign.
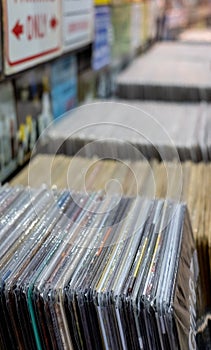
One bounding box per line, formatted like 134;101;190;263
63;0;93;13
63;0;94;52
3;0;61;75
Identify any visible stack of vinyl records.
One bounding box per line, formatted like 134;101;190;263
116;42;211;101
10;154;211;313
43;100;211;162
0;184;199;350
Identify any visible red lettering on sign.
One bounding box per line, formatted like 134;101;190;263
26;14;47;40
68;21;88;34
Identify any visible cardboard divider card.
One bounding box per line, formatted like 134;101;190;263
3;0;62;75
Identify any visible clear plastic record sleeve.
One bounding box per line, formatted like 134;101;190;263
0;185;201;350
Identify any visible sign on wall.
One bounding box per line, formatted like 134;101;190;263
51;55;78;119
92;6;111;71
3;0;62;74
62;0;94;52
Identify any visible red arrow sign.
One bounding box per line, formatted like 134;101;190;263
50;16;58;30
12;20;24;39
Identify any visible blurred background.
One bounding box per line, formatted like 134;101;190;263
1;0;211;181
